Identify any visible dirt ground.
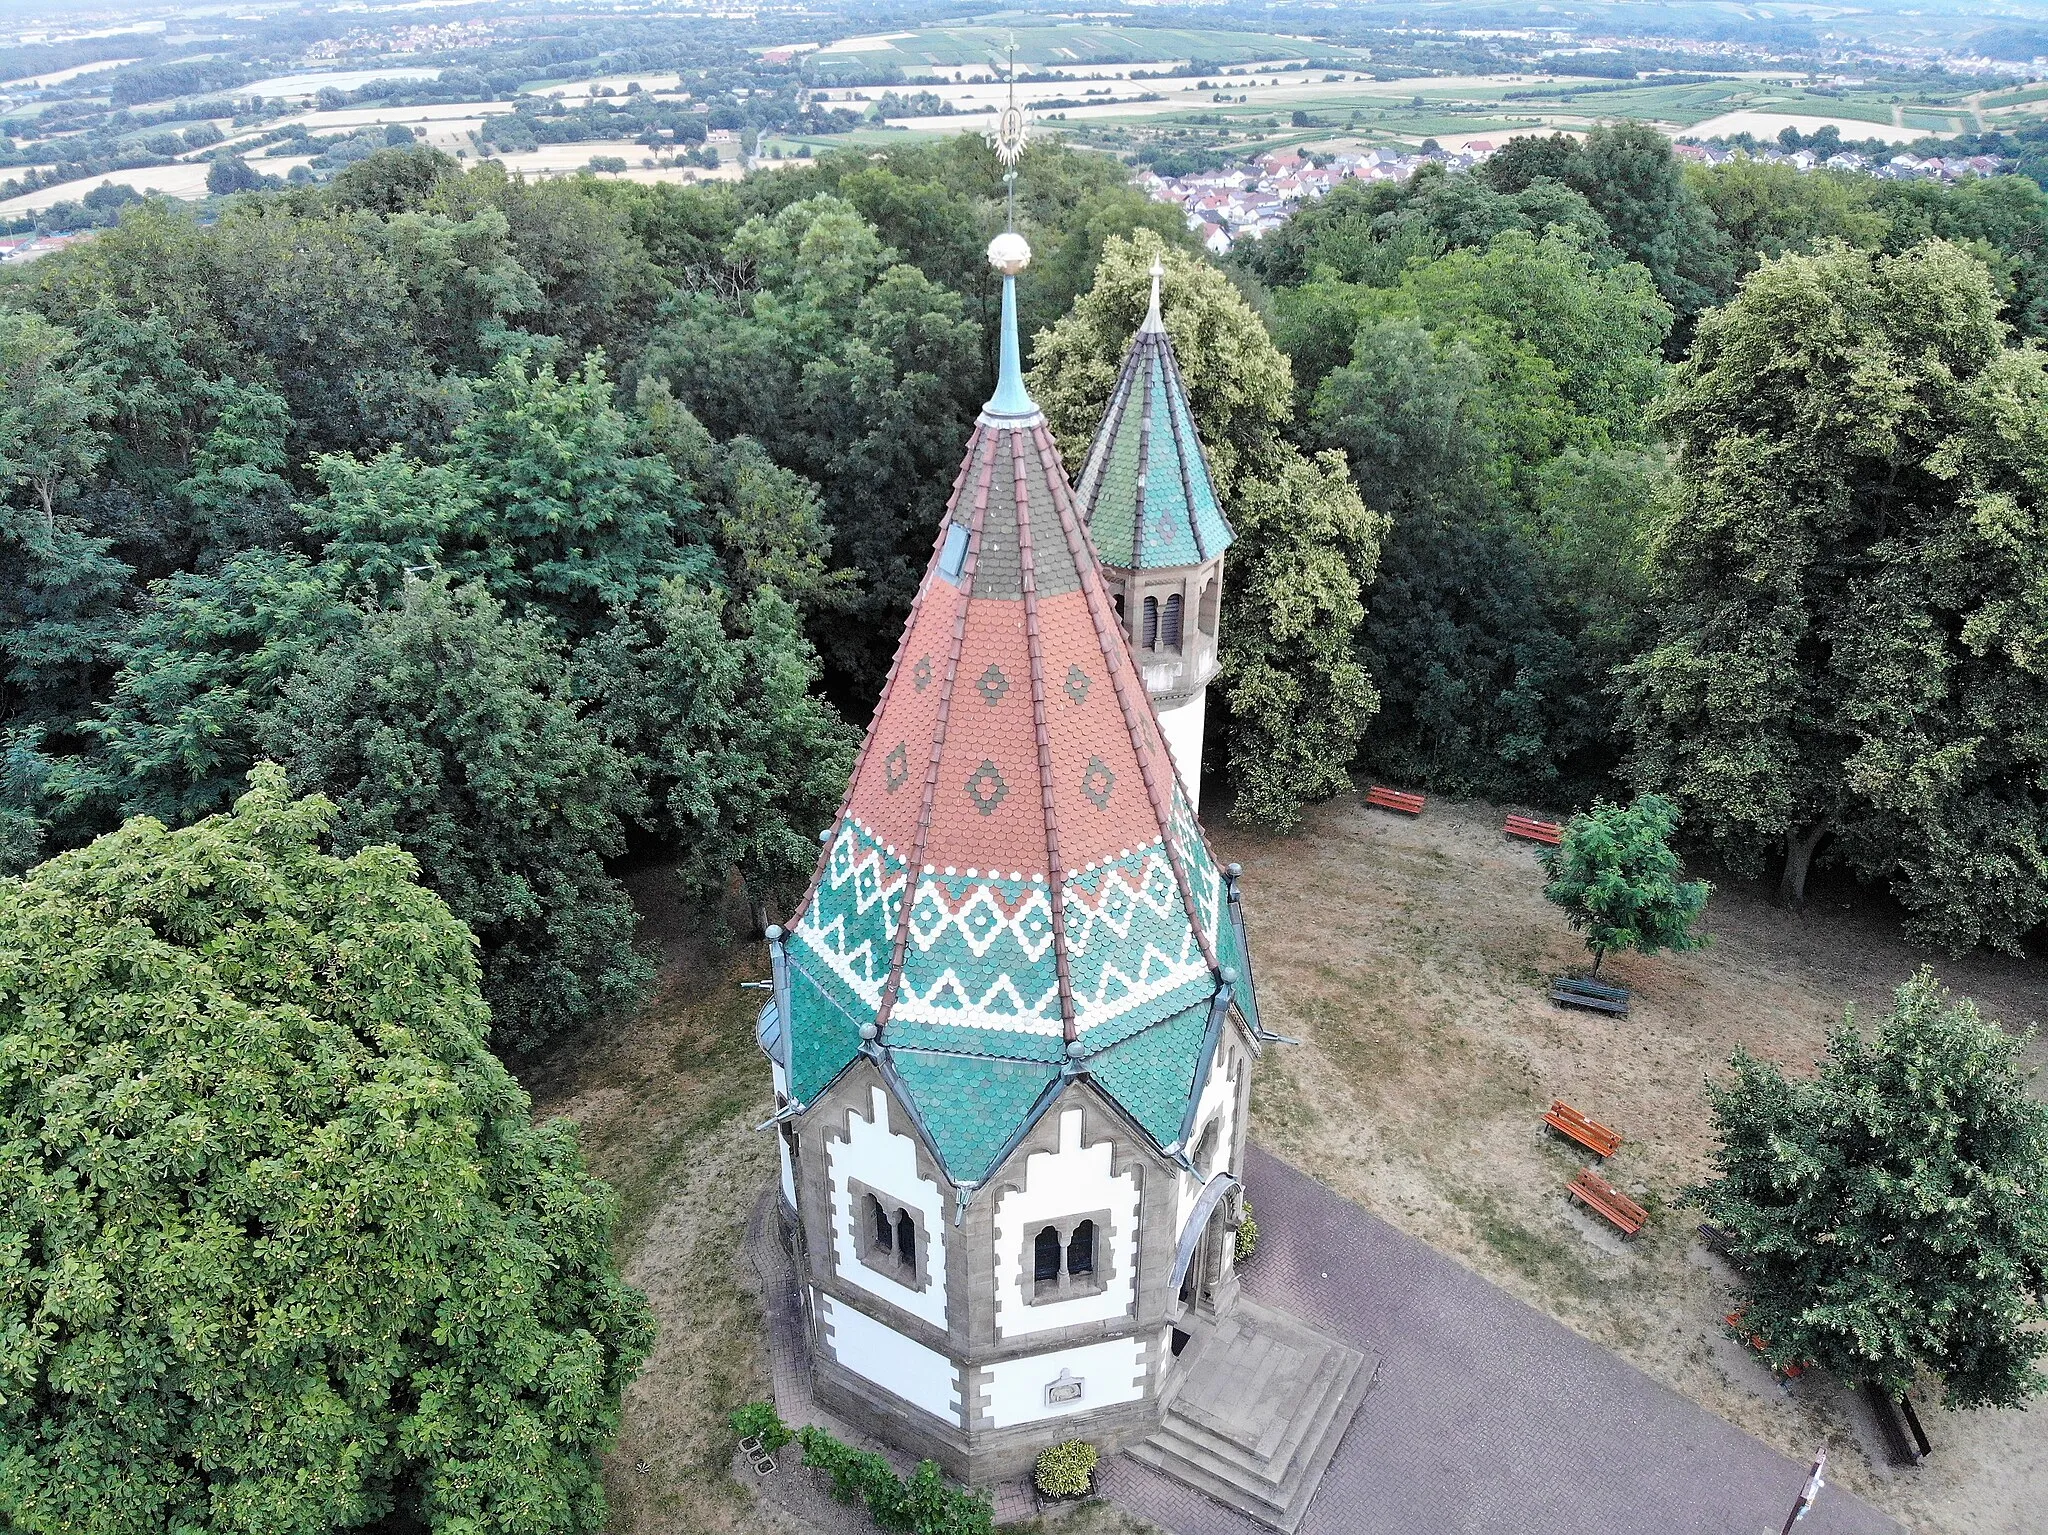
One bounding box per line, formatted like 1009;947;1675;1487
1212;793;2046;1535
526;796;2042;1535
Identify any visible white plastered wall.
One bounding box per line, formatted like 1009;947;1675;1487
827;1085;949;1329
821;1293;961;1424
981;1335;1148;1428
1154;689;1206;813
771;1060;795;1206
992;1107;1140;1339
1174;1042;1239;1240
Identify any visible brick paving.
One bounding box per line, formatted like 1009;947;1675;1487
1101;1145;1903;1535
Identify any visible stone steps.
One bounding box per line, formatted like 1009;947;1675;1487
1128;1302;1377;1533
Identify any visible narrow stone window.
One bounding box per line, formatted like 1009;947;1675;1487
1163;592;1184;651
849;1178;931;1292
1033;1225;1062;1288
1198;576;1219;636
1142;595;1159;650
1193;1119;1220;1178
895;1209;917;1273
1024;1211;1113;1304
1068;1219;1096;1277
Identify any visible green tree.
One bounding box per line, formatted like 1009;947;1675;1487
1570;122;1733;330
1685;159;1888;281
306;354;691;635
1695;969;2048;1409
1216;449;1385;828
0;306;111;532
581;580;855;919
0;765;653;1534
1030;232;1388;829
1539;793;1709;976
1623;239;2048;947
261;582;649;1052
92;550;357;825
1303;231;1671;799
641;192;983;696
444;352;690;634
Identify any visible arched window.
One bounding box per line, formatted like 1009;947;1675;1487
1141;595;1159;650
1034;1225;1062;1283
1068;1220;1096;1277
1199;577;1219;636
1112;589;1125;625
1193;1119;1220;1178
895;1210;917;1271
868;1194;893;1255
1163;592;1184;651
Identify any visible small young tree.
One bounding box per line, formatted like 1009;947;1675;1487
1539;793;1709;976
1695;970;2048;1408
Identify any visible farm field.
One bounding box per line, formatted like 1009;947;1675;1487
527;793;2045;1535
807;23;1349;72
0;156;231;211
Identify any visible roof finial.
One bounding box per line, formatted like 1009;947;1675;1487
1141;252;1165;334
983;41;1036;420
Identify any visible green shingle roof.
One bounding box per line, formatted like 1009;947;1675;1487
1072;291;1233;571
765;255;1261;1187
1085;997;1215;1148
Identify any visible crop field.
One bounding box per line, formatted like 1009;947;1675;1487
810;24;1352;71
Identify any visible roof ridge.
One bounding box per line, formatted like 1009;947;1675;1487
786;427;983;923
1074;335;1145;517
1030;424;1221;979
1132;339;1155;570
874;429;996;1036
1012;425;1079;1045
1159;338;1211;562
1159;334;1235;552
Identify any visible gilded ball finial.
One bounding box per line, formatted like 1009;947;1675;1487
988;230;1032;274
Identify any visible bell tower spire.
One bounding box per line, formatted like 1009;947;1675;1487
1070;245;1236;811
983;42;1036;421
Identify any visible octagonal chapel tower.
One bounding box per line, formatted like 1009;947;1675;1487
1070;258;1234;813
755;233;1272;1482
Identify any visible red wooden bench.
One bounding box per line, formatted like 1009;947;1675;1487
1544;1100;1621;1159
1364;785;1425;816
1726;1312;1805;1378
1505;814;1562;845
1567;1168;1647;1235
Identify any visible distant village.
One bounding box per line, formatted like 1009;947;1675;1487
1141;137;2014;256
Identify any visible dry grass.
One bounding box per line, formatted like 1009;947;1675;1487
522;802;2043;1535
1212;792;2046;1535
522;871;790;1535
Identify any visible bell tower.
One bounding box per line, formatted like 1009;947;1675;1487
1070;256;1233;812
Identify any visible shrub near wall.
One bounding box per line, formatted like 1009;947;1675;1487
725;1407;993;1535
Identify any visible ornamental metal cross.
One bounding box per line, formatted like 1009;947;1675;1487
986;38;1028;229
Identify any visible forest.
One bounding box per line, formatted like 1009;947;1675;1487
0;122;2044;1079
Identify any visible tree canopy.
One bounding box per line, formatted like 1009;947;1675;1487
1695;969;2048;1409
0;766;654;1533
1622;239;2048;950
1539;793;1710;976
1031;232;1386;828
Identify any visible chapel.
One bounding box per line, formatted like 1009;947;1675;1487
752;225;1279;1482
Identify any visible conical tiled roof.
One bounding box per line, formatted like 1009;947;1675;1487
771;251;1261;1186
1072;262;1234;570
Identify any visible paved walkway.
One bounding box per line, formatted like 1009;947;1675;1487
1101;1145;1902;1535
